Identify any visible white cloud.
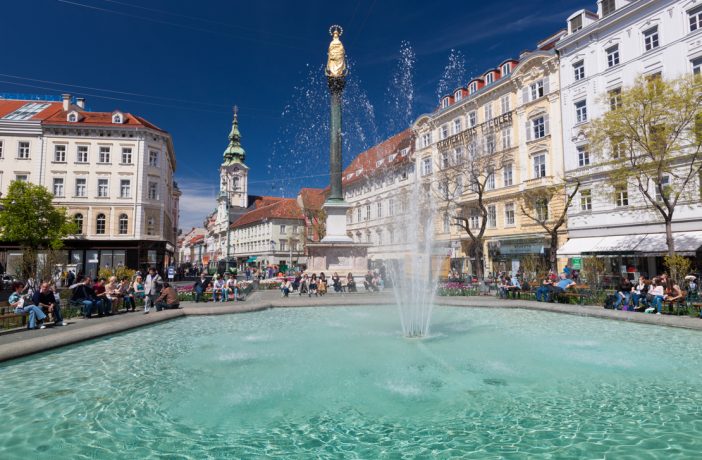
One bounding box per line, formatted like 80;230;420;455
176;177;218;231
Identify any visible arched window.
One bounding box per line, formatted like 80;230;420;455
233;176;240;190
68;112;77;122
74;213;83;234
146;217;155;236
118;214;128;235
96;214;106;234
112;112;123;124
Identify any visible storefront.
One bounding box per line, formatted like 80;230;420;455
487;235;550;274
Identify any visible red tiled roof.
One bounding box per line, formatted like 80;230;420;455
341;129;413;187
298;188;327;211
231;198;304;229
43;109;166;132
0;100;64;120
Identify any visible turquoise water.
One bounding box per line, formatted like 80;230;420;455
1;306;702;459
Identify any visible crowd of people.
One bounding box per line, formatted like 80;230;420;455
7;267;182;331
192;272;240;303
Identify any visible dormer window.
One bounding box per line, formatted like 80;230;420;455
501;63;511;76
112;112;124;124
570;14;583;33
601;0;615;18
441;97;450;108
469;81;478;93
454;90;463;101
67;111;79;122
485;73;494;85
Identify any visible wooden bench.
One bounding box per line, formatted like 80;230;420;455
0;301;28;330
556;284;591;305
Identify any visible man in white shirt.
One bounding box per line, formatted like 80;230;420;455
143;267;163;314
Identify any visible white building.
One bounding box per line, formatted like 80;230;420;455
0;94;179;277
556;0;702;275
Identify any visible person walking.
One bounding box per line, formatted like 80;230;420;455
143;267;162;314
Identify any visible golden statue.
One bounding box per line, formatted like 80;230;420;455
326;25;347;78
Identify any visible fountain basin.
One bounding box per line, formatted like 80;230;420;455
1;305;701;458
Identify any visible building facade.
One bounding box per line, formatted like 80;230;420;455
0;94;179;277
556;0;702;276
412;39;566;275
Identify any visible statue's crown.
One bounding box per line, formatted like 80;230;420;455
329;25;343;37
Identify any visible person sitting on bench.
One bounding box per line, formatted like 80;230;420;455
33;282;68;326
9;281;47;329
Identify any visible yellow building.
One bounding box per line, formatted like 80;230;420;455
413;33;567;276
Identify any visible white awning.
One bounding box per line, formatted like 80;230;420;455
557;236;603;256
636;231;702;256
558;231;702;257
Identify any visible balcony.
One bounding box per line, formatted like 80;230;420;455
523;175;555;189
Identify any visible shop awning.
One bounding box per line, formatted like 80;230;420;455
635;231;702;256
558;231;702;257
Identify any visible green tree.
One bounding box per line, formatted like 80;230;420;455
587;74;702;256
0;181;77;279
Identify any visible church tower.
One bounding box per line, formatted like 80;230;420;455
217;106;249;221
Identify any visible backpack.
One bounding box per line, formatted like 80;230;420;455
603;294;618;309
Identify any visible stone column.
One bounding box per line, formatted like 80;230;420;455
328;76;345;202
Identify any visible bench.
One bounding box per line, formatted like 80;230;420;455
556;284;591;305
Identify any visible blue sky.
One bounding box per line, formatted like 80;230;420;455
2;0;591;229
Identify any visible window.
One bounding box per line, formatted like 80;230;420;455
573;60;585;81
99;146;110;163
530;80;545;100
388;198;395;216
656;175;670;202
533;154;546;178
577;145;590;167
118;214;128;235
15;175;27;182
570;15;583;33
68;112;77;122
487;205;497;228
609;88;622;110
615;184;629;207
486;168;495;190
503;163;513;186
1;102;49;121
485;133;496;153
441;97;450;109
146;217;155;236
443;213;450;233
643;27;659;51
575;100;588;124
690;5;702;32
52;178;64;197
377;201;382;218
120;179;131;198
501;127;511;150
279;240;287;251
469;81;478;93
601;0;615;17
121;148;133;164
18;141;30;159
469;209;479;229
484;104;492;121
486;73;494;85
280;225;287;234
112;113;123;124
611;138;625;159
441;151;449;169
505;202;515;226
74;214;83;234
421;133;432;148
535;198;549;221
454;147;463;164
580;189;592;211
148;182;158;200
77;145;88;163
453;118;462;134
357;207;361;222
606;45;620;67
97;178;109;197
440;124;449;139
75;178;87;197
54;145;66;162
468;111;477;127
501;95;510;114
422;157;432;176
96;214;106;234
454;90;463;101
501;63;511;76
532;116;546;139
692;57;702;75
365;204;371;221
0;140;3;158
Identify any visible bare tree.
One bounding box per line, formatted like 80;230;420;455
432;126;511;280
587;74;702;256
519;178;580;272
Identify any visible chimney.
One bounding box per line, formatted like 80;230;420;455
76;97;85;109
62;93;71;111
